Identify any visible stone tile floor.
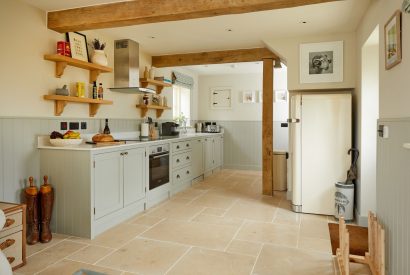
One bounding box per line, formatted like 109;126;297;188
15;169;372;275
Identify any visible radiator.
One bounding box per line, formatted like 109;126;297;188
377;119;410;275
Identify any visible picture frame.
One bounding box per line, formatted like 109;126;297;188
66;32;89;62
242;90;256;104
300;41;344;84
384;11;402;70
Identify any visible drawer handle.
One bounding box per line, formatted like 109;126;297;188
7;257;15;264
120;152;124;156
176;145;180;149
4;218;15;228
177;175;180;179
0;239;15;250
124;152;128;155
176;159;180;163
186;171;190;175
186;156;190;160
186;144;189;147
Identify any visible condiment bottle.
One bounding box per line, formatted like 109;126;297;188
103;119;111;134
98;83;103;100
92;81;98;99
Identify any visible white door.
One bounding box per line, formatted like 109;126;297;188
191;138;204;178
123;148;146;207
94;151;124;219
301;94;351;215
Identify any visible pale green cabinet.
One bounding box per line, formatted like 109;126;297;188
191;138;204;179
204;135;224;173
123;148;146;206
204;137;214;172
94;151;124;220
94;148;146;220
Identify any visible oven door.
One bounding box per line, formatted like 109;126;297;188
149;152;170;190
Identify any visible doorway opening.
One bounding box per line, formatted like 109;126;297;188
358;25;379;225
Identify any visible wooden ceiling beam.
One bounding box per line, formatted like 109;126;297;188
48;0;339;33
152;48;277;67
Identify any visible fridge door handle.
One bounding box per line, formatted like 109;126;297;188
287;118;300;123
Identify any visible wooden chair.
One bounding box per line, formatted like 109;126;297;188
336;212;385;275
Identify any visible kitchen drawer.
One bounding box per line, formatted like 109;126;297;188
173;165;192;185
0;227;23;270
172;151;192;168
172;140;192;153
1;211;22;232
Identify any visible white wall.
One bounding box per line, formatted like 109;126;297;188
198;68;288;121
356;0;410;273
264;32;357;91
197;68;288;151
0;0;152;119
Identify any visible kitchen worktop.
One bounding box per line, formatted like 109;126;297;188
38;132;223;151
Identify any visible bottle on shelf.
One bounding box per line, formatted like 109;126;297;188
103;119;110;134
98;83;103;100
92;81;98;99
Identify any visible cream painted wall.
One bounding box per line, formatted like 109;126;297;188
357;0;410;118
0;0;152;119
356;0;410;273
198;68;288;121
264;32;357;91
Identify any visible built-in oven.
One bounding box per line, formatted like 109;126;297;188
149;144;170;190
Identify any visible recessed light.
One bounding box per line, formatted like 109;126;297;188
299;21;307;24
148;36;156;39
226;28;233;32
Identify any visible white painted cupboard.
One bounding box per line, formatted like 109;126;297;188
191;138;204;179
204;135;224;173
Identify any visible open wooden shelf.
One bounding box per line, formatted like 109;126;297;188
136;104;171;118
44;54;112;83
44;95;113;117
139;78;172;94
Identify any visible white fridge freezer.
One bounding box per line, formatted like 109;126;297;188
289;93;351;215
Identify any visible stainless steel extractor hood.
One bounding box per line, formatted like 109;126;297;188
109;39;155;94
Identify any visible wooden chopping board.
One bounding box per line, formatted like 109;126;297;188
87;141;126;146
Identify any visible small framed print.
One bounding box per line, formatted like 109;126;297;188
242;90;256;103
385;10;402;70
66;32;89;62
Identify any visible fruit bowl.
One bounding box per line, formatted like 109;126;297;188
49;138;83;147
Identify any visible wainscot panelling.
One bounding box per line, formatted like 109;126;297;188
377;118;410;275
214;121;288;171
0;117;142;203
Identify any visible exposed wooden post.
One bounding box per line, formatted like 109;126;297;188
262;58;274;196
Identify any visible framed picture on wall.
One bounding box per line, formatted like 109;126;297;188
66;32;89;62
384;10;402;70
300;41;344;83
242;90;256;103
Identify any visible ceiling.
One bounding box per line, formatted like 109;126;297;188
22;0;370;56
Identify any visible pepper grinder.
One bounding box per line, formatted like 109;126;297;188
39;175;54;243
25;177;39;245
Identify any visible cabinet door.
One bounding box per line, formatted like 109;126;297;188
94;151;123;220
204;138;214;172
123;148;146;207
191;139;204;178
213;136;223;168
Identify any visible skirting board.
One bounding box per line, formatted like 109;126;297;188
355;207;368;227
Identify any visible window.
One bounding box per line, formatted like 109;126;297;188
173;85;191;126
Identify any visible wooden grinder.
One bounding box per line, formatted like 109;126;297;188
24;176;39;245
39;175;54;243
